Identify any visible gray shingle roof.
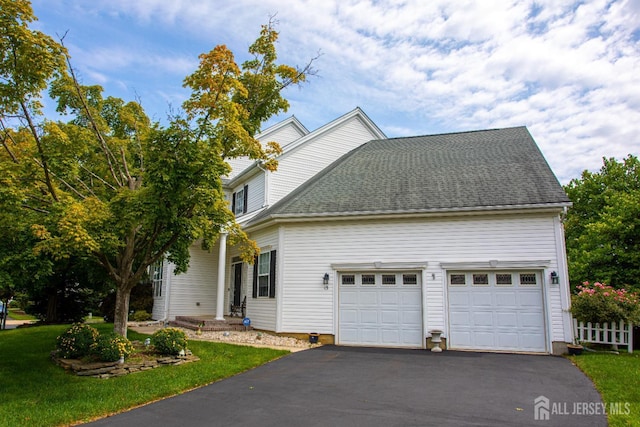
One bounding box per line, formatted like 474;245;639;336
248;126;570;225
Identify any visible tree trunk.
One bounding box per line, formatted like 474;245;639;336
46;289;58;323
113;285;132;337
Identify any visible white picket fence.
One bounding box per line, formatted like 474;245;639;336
573;319;634;353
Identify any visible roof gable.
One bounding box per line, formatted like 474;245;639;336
225;107;386;187
248;126;570;224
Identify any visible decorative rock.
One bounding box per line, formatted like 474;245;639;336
51;353;199;378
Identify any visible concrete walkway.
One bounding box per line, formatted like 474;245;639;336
85;346;605;426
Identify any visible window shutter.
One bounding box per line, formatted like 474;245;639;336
243;185;248;213
269;250;276;298
231;192;237;214
252;256;258;298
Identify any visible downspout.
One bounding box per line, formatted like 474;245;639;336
555;211;574;343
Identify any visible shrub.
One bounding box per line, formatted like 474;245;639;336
151;328;187;355
56;323;99;358
571;281;640;324
92;333;135;362
131;310;152;321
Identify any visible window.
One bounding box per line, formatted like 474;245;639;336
232;185;248;216
449;274;466;286
150;260;163;297
403;274;418;285
519;273;537;286
258;253;270;296
252;250;276;298
382;274;396;285
496;273;513;286
361;274;375;285
472;274;489;286
341;274;355;285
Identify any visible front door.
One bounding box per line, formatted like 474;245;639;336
232;263;242;306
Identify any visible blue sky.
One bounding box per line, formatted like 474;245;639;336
30;0;640;183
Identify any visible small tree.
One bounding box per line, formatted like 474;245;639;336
564;155;640;291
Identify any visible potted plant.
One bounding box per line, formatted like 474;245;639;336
196;322;204;336
567;342;584;356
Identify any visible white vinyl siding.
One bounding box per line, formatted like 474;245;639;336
163;242;221;320
265;123;308;149
244;229;279;330
278;213;565;346
268;116;379;206
225;121;307;179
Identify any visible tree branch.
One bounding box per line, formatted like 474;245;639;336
20;102;59;202
0;120;19;163
59;41;124;187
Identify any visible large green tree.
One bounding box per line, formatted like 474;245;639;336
1;1;312;335
564;155;640;291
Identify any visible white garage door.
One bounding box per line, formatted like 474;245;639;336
339;272;423;348
448;271;546;352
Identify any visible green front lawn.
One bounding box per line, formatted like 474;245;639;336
0;324;288;427
570;351;640;426
6;308;37;321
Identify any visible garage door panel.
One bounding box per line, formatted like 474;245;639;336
472;292;493;306
401;291;421;306
495;292;517;307
380;292;399;305
402;309;422;324
448;292;469;306
340;328;358;343
341;309;358;324
359;291;378;305
449;311;471;325
474;332;496;347
519;292;542;307
382;329;400;344
497;333;519;348
520;312;545;328
473;311;494;327
381;310;399;325
497;312;518;327
360;310;379;324
448;271;546;353
360;329;379;344
340;290;358;305
520;334;546;350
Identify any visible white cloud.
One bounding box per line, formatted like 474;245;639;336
31;0;640;183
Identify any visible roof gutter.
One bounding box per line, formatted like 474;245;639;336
244;202;572;232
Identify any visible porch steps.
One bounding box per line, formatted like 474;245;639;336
170;316;251;332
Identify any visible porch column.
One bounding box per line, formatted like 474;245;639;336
215;232;228;321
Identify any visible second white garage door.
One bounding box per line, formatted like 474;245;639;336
338;272;423;348
447;271;547;352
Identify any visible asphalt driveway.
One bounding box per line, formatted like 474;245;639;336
86;346;605;426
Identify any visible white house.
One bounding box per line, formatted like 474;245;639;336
151;109;574;355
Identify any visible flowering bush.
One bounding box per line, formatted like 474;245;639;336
56;323;100;358
151;328;188;355
571;282;640;324
91;333;135;362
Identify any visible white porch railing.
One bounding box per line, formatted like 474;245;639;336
573;318;634;354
